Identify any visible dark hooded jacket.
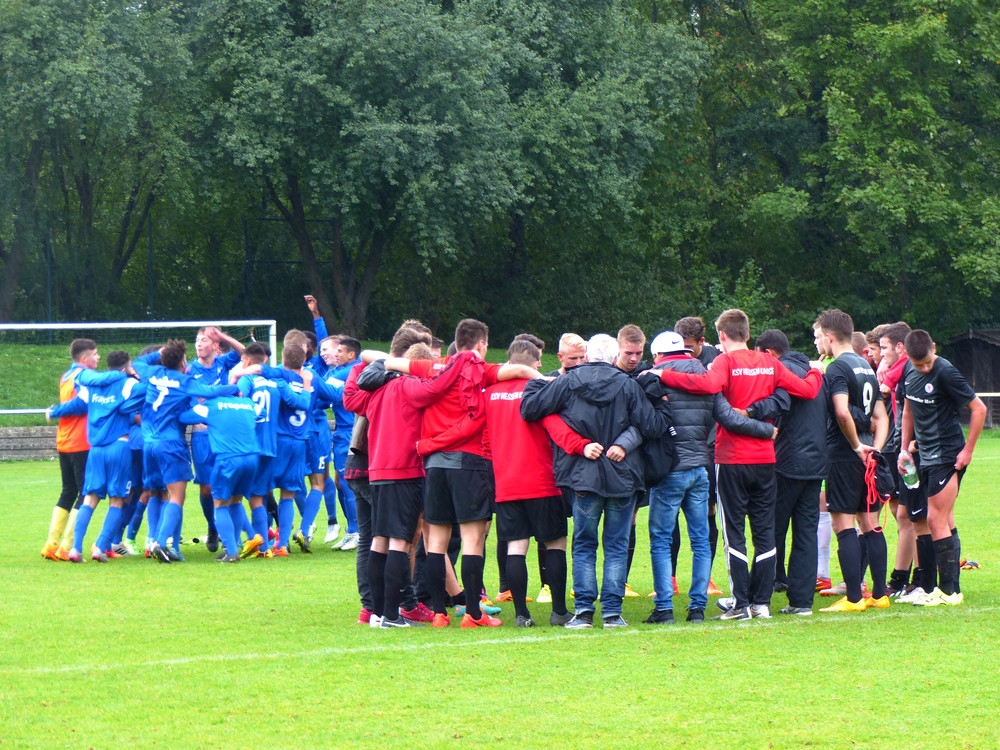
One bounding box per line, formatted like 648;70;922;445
521;362;666;498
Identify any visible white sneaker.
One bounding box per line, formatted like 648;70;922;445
324;523;341;544
535;584;552;604
369;614;383;628
307;523;316;544
897;586;926;604
338;533;360;551
750;604;771;619
717;596;736;612
911;587;963;607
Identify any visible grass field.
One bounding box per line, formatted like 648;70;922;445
2;434;999;749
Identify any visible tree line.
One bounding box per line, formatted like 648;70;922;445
2;0;998;350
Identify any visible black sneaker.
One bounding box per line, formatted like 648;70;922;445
773;581;789;593
778;605;813;616
216;553;240;563
687;608;705;623
713;606;752;621
205;530;219;553
150;542;171;564
515;615;535;628
643;608;675;624
549;611;574;627
565;612;594;630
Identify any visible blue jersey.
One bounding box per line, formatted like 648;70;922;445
76;369;147;447
237;373;311;457
303;360;331;433
180;396;258;457
134;352;238;443
259;365;310;440
329;364;356;434
186;350;242;387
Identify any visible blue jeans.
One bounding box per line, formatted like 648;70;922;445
572;492;636;617
648;467;711;612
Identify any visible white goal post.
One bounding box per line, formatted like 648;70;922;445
0;319;277;415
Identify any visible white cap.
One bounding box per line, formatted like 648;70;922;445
650;330;692;356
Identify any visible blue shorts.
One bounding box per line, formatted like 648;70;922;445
130;448;145;492
273;436;306;493
249;455;275;499
332;430;351;475
190;430;215;485
306;421;331;474
144;439;193;488
82;439;133;499
210;453;257;501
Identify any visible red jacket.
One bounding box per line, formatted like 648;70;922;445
409;354;502;458
657;348;822;465
343;358;466;482
484;379;590;502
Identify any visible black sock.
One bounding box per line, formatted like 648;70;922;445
889;568;910;590
383;550;409;620
506;553;530;618
708;513;718;566
863;531;887;599
537;542;548;587
424;552;448;614
496;539;508;593
916;534;937;592
858;529;870;584
461;554;485;619
951;527;961;593
626;523;636;580
545;548;568;615
836;529;863;602
934;536;959;596
450;590;465;608
367;551;388;617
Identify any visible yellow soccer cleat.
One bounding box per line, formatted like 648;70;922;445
819;596;867;613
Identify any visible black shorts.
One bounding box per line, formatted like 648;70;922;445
825;460;873;515
920;464;966;500
496;496;568;543
424;459;494;525
897;452;926;520
371;479;423;541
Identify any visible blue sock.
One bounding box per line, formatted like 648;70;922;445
157;502;182;547
127;501;147;541
278;498;294;549
251;506;269;550
238;504;254;539
200;492;216;533
337;477;359;535
214;505;238;555
96;506;123;552
301;488;322;535
73;504;95;552
173;507;183;552
227;504;245;543
147;496;164;544
114;499;134;544
323;481;338;523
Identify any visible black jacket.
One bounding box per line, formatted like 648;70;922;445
521;362;666;498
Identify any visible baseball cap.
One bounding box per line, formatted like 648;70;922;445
650;330;692;356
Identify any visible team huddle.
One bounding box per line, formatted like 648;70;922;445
39;304;986;629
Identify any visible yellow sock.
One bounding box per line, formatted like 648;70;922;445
59;507;79;551
46;506;70;548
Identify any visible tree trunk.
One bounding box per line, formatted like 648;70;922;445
0;141;44;321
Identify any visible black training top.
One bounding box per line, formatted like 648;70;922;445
825;352;878;462
900;357;976;467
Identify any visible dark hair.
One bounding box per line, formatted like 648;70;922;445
755;329;789;356
455;319;489;351
674;317;706;342
161;339;187;371
303;331;317;356
513;333;545;352
338;336;361;359
816;309;854;344
401;319;433;336
881;321;912;348
70;339;97;361
106;350;131;370
865;324;890;346
245;342;270;363
138;344;160;357
282;345;306;370
391;326;432;357
507;339;541;365
904;329;934;361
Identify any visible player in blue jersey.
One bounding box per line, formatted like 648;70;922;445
327;336;361;550
187;327;246;553
67;351;147;562
180;394;259;562
133;340;239;563
234;342;312;558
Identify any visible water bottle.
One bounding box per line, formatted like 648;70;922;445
901;455;920;489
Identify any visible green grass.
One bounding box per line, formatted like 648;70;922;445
3;436;1000;748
